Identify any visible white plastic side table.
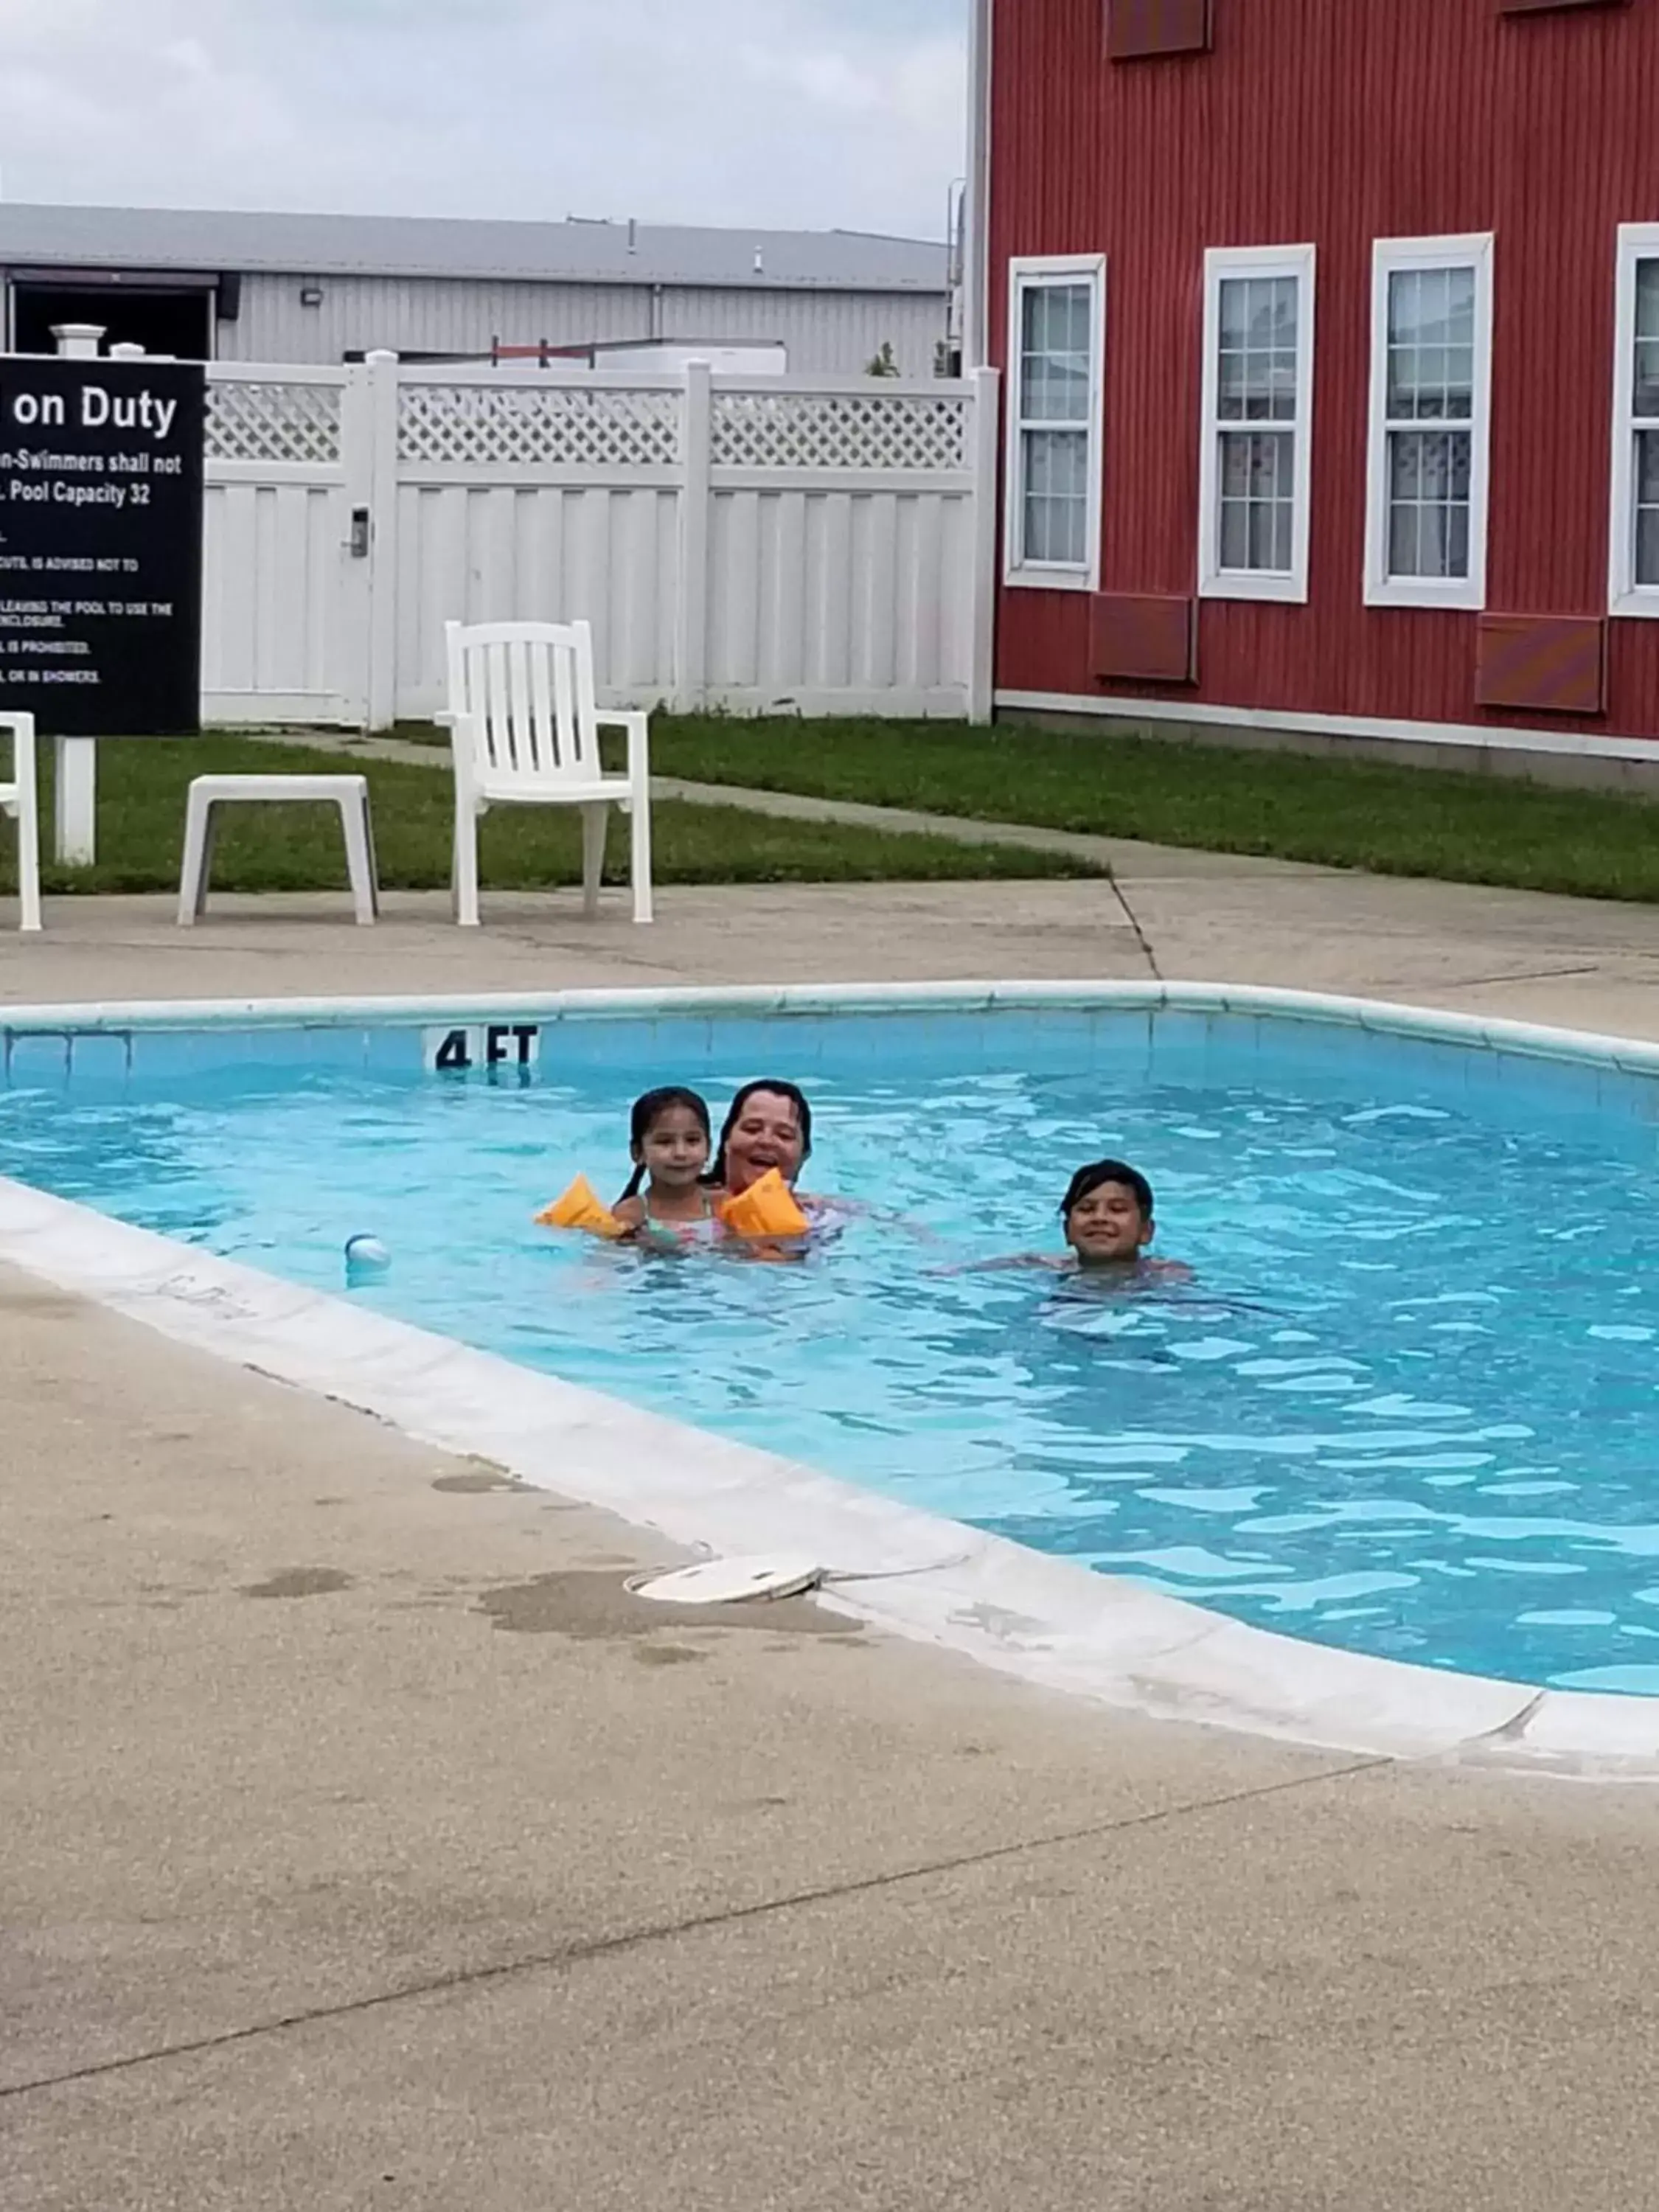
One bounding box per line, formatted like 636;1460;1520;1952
178;773;380;927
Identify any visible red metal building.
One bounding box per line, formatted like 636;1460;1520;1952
974;0;1659;757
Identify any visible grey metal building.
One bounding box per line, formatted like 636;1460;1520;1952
0;204;952;378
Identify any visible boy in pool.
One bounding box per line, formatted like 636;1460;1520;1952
1059;1160;1177;1273
968;1159;1191;1281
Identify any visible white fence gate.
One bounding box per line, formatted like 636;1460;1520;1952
204;357;999;729
204;364;372;727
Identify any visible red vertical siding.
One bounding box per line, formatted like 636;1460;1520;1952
991;0;1659;739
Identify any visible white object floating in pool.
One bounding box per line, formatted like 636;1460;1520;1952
344;1234;391;1279
630;1554;824;1606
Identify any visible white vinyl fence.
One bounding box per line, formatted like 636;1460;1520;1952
204;357;999;729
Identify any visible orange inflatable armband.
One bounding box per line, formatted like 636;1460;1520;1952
535;1175;628;1240
719;1168;810;1240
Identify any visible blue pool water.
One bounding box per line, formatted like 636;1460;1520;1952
6;1002;1659;1694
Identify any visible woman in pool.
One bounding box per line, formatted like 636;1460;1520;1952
704;1079;827;1256
707;1079;924;1243
709;1079;816;1200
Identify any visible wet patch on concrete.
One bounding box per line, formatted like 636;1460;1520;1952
431;1469;530;1496
474;1568;852;1642
132;1579;190;1613
0;1289;89;1323
244;1363;304;1394
316;1388;397;1429
241;1567;356;1600
633;1644;707;1668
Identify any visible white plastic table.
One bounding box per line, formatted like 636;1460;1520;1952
177;773;380;927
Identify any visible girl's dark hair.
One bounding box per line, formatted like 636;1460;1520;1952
1059;1158;1154;1222
621;1086;712;1200
708;1079;813;1186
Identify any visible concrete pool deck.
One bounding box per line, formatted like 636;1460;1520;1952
9;1260;1659;2211
7;861;1659;2208
7;835;1659;1038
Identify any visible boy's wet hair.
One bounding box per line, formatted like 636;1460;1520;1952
709;1079;813;1186
622;1086;712;1199
1059;1158;1155;1222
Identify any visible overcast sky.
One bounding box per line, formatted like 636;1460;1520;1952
0;0;967;240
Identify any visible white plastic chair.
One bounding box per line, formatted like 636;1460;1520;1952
438;619;653;928
0;712;41;933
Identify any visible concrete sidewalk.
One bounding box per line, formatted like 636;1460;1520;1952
6;1267;1659;2212
7;855;1659;1040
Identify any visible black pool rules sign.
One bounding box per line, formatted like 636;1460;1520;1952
0;357;205;735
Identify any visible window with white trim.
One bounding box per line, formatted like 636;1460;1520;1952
1004;255;1106;590
1198;245;1316;602
1610;225;1659;617
1365;235;1494;611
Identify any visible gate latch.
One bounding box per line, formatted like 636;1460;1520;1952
349;507;371;559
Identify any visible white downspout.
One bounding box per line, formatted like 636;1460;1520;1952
962;0;998;723
962;0;993;371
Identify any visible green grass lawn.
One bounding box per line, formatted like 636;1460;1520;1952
4;736;1102;897
39;715;1658;905
637;713;1659;907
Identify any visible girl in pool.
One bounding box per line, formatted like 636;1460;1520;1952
611;1087;722;1248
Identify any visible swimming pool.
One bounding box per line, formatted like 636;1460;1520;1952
4;982;1659;1719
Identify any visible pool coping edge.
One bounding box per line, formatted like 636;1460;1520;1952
4;976;1659;1084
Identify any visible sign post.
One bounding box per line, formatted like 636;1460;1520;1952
0;348;205;866
55;731;97;866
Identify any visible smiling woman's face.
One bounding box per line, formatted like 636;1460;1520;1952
722;1090;807;1193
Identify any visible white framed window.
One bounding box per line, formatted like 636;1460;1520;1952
1197;244;1317;603
1610;224;1659;618
1004;254;1107;591
1364;234;1494;611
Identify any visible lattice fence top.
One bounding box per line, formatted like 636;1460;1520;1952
206;379;342;466
203;369;974;479
399;383;682;470
712;390;969;473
